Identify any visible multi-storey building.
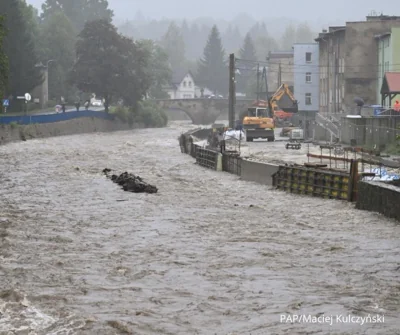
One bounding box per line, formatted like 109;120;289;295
267;51;294;93
375;27;400;106
316;15;400;115
293;43;319;113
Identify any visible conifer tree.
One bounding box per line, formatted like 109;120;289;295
239;33;257;61
160;22;186;72
196;25;227;95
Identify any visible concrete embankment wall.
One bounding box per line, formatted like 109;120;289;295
340;116;400;147
181;128;400;222
0;117;134;145
356;180;400;221
240;160;279;186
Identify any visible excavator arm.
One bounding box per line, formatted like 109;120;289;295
269;84;298;114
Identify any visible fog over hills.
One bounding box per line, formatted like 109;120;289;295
26;0;398;28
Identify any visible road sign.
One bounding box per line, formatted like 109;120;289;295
25;93;31;101
2;99;9;107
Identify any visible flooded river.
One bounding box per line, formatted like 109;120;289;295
0;121;399;335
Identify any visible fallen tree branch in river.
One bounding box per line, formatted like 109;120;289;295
103;168;158;194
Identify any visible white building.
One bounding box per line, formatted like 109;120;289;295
166;70;214;99
293;43;320;112
166;70;196;99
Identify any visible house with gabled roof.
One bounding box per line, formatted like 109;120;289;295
166;70;196;99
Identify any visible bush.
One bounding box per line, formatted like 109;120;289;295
111;101;168;128
136;100;168;127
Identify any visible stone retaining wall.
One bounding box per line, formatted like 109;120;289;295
0;117;136;146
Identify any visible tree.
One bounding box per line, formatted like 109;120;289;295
0;16;9;104
160;22;186;72
38;11;77;102
222;24;242;55
281;24;296;50
239;33;257;61
69;19;151;111
296;22;315;43
137;39;171;99
196;25;227;95
41;0;113;32
0;0;42;96
254;35;279;60
236;33;257;92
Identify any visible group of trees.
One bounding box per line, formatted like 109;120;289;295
0;0;171;124
132;19;315;96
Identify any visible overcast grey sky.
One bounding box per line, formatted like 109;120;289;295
26;0;398;22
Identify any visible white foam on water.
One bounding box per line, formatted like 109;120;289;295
0;290;85;334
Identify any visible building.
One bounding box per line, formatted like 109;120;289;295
375;27;400;106
315;15;400;115
267;51;294;93
293;43;319;113
166;70;196;99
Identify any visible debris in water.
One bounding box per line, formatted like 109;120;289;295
103;169;158;194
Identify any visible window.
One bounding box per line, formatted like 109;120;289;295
385;61;390;71
188;81;192;87
305;72;312;83
183;81;187;87
305;93;312;105
305;52;312;62
183;94;192;98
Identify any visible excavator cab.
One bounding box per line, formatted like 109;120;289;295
270;84;298;126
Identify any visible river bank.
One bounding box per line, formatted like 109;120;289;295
0;117;139;146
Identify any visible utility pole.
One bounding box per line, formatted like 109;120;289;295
333;50;337;115
256;63;260;101
228;53;236;129
327;41;330;115
278;62;282;87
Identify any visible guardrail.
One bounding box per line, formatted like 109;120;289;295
0;110;113;125
315;113;340;139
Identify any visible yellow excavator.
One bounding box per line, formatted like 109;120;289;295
241;100;275;142
270;84;299;126
240;67;275;142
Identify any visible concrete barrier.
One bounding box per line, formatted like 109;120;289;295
240;160;279;185
356;180;400;221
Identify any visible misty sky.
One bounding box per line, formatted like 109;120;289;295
26;0;399;23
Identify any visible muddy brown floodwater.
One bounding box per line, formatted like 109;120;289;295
0;121;399;335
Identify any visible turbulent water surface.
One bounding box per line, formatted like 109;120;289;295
0;122;399;335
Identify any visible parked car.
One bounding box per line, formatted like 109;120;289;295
91;99;103;107
208;94;224;99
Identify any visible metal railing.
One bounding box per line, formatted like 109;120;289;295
315;112;340;140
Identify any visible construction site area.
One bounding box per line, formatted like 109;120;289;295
178;53;400;222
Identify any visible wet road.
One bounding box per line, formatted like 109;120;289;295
0;122;399;334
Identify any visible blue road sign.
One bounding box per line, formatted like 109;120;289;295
2;99;9;107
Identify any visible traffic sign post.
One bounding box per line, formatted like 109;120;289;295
2;99;9;113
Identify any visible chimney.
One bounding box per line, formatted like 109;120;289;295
322;29;327;33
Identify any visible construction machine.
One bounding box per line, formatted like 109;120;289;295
241;99;275;142
269;84;299;126
239;66;276;142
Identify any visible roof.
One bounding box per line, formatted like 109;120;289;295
375;32;391;39
381;72;400;94
315;26;346;41
171;69;195;85
268;51;293;59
